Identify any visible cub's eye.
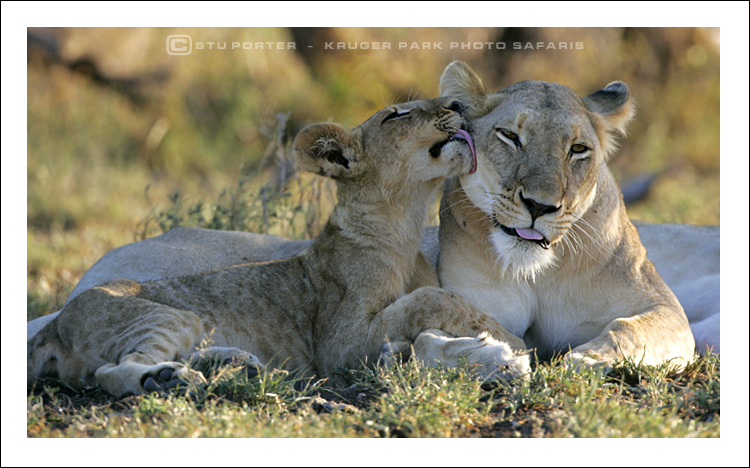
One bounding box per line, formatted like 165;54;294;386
569;143;590;160
382;109;411;123
496;128;521;148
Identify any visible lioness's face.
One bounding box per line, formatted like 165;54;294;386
357;97;478;185
461;82;606;278
439;62;634;280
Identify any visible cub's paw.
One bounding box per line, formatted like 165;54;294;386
459;332;531;381
414;330;530;381
141;362;207;393
564;352;612;374
378;339;413;367
190;347;266;379
217;353;266;379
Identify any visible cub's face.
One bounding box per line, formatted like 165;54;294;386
292;97;477;192
461;82;604;278
357;97;477;186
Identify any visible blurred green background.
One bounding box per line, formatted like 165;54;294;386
27;27;720;316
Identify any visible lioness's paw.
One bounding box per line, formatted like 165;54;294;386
141;362;206;393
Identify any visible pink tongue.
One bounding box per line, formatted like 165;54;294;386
451;129;477;174
516;228;544;240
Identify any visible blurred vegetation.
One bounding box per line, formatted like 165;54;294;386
27;27;720;318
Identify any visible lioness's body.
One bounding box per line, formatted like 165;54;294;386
435;62;697;367
28;98;527;396
27;66;717;379
439;177;694;363
29;221;718;354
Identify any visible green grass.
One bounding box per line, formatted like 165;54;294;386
26;29;720;314
25;28;722;441
26;354;720;438
24;166;723;439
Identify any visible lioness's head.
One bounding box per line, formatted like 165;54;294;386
292;97;477;199
440;62;634;279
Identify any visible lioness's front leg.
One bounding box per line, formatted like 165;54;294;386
369;286;530;379
566;306;696;370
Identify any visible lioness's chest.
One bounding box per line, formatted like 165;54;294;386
451;278;618;359
523;283;623;359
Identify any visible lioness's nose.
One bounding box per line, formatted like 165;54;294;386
445;100;464;115
520;194;560;222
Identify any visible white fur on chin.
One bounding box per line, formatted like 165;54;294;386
488;229;556;282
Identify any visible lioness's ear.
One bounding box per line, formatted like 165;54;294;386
292;123;360;179
583;81;636;159
439;61;490;116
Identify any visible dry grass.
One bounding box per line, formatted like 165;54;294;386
26;28;720;319
26;354;720;438
23;28;723;444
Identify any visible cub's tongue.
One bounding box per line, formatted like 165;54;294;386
451;129;477;174
515;228;544;240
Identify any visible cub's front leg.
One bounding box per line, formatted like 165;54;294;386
95;359;206;396
370;286;530;379
565;306;696;371
31;284;222;397
98;347;266;395
411;329;530;381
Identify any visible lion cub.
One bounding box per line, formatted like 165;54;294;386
28;97;528;396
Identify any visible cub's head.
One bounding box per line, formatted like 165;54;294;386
292;97;477;198
440;61;634;279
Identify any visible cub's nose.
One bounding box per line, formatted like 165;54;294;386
444;100;464;115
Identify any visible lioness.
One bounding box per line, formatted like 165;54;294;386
431;61;697;368
27;67;718;367
31;221;716;355
27;97;529;397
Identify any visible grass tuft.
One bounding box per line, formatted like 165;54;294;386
26;28;719;438
27;353;719;438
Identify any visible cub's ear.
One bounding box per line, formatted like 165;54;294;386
439;61;491;117
583;81;636;159
292;123;360;179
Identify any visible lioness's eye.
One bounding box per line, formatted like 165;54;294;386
570;144;589;154
382;110;411;124
496;128;521;148
569;143;591;161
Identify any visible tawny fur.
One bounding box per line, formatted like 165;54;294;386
433;62;697;369
28;97;528;397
